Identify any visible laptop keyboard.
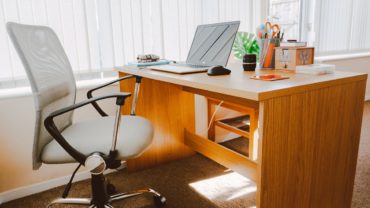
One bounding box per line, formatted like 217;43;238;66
175;63;209;68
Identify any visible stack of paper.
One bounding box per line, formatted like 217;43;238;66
296;64;335;75
127;59;170;67
280;41;307;47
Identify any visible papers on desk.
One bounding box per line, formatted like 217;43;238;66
296;64;335;75
127;59;170;67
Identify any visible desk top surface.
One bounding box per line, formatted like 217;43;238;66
116;65;367;101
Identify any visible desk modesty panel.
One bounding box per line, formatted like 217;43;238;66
116;65;367;208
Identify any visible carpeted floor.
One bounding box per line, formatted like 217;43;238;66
351;102;370;208
2;154;256;208
3;102;370;208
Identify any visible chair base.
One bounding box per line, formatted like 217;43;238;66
47;173;166;208
47;188;166;208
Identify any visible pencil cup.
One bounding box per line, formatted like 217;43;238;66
258;38;280;69
258;39;270;69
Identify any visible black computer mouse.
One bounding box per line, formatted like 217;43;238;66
207;65;231;76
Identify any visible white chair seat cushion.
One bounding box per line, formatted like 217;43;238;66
41;115;153;164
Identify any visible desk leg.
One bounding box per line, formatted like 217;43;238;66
207;99;216;141
257;80;366;207
119;72;195;171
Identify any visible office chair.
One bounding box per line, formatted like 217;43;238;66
6;22;166;208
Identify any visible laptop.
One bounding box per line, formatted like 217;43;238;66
150;21;240;74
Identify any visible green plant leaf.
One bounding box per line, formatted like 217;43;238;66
232;32;260;60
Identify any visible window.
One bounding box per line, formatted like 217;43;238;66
269;0;301;41
269;0;370;55
0;0;261;89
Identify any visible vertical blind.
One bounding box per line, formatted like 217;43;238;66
314;0;370;54
0;0;261;83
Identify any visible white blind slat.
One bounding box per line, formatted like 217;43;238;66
186;0;202;50
350;0;370;51
238;0;249;31
178;0;189;60
110;0;125;66
3;0;23;78
72;0;90;71
150;0;165;58
131;0;144;55
84;0;101;71
17;0;34;24
162;0;180;60
96;0;115;68
121;0;135;62
45;0;64;43
141;0;154;55
32;0;48;25
60;0;80;70
202;0;219;24
0;0;13;79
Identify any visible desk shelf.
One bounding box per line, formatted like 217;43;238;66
207;98;258;161
220;137;249;157
215;115;250;139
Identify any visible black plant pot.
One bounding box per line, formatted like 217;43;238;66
243;54;256;71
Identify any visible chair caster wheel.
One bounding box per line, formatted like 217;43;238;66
153;195;166;207
107;183;117;195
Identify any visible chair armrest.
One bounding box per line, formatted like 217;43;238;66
87;75;135;116
44;92;131;164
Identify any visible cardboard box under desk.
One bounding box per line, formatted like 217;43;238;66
275;47;314;70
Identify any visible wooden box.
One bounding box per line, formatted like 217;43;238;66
275;47;314;70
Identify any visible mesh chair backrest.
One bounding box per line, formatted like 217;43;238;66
7;22;76;170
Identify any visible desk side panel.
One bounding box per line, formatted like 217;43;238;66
258;79;366;208
119;72;195;171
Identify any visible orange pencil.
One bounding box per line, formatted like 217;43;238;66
263;42;275;68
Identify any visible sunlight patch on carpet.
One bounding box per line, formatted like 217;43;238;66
189;172;256;202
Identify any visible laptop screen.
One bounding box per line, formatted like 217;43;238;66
186;21;240;67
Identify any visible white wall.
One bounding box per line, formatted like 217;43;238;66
319;56;370;99
0;85;119;194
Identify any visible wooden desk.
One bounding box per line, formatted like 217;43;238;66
116;65;367;207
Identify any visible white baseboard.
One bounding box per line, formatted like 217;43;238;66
0;162;125;205
365;96;370;101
